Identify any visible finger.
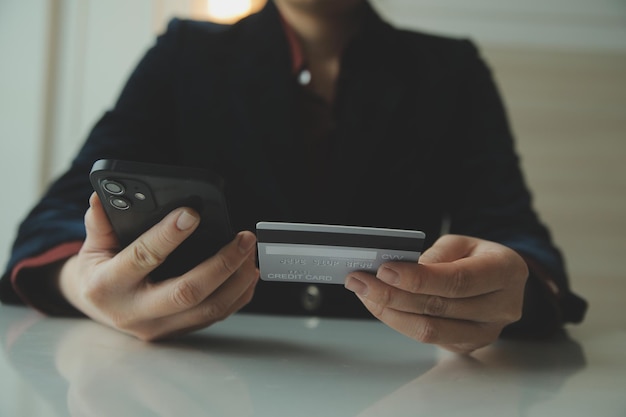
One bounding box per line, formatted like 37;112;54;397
110;208;200;286
358;296;501;352
162;262;258;340
346;273;522;323
376;252;515;298
203;254;259;318
83;192;119;252
130;252;259;340
136;231;257;318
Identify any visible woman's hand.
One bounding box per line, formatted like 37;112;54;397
58;193;259;341
345;234;528;354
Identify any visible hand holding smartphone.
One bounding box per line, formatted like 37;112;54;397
90;159;233;281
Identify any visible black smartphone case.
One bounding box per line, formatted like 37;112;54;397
90;159;233;281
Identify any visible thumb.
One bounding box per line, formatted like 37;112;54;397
419;234;478;264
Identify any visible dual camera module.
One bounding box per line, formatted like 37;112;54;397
101;180;146;210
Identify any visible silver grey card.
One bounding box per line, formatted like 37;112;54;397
256;222;426;285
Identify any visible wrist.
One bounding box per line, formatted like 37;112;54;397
13;256;83;317
58;255;82;314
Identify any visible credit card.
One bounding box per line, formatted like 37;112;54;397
256;222;426;285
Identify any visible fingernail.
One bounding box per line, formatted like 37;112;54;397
176;210;199;231
238;232;256;253
345;276;368;296
377;266;399;285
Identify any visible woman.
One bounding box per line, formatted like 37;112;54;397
1;0;587;353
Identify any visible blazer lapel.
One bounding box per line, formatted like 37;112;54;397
221;2;297;219
327;9;413;209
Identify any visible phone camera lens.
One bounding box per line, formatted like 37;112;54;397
102;180;125;195
110;197;131;210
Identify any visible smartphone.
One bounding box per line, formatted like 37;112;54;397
90;159;234;281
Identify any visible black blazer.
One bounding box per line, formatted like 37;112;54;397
1;1;586;334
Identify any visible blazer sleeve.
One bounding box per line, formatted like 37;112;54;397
443;41;587;336
0;19;187;309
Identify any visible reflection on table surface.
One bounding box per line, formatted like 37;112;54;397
0;304;624;417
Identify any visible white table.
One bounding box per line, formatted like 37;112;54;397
1;303;624;417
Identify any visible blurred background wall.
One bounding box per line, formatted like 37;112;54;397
0;1;625;413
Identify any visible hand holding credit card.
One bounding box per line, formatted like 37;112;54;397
256;222;425;284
